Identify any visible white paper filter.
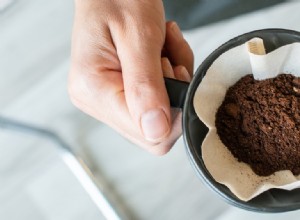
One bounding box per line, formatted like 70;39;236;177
193;40;300;201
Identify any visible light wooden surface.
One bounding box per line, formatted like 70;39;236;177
2;0;300;219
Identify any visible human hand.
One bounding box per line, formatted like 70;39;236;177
68;0;194;155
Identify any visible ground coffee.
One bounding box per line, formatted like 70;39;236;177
216;74;300;176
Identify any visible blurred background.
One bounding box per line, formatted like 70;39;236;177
1;0;300;219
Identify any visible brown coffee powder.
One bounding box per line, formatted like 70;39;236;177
215;74;300;176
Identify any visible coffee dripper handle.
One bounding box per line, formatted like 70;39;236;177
164;77;189;109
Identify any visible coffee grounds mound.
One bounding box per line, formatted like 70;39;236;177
216;74;300;176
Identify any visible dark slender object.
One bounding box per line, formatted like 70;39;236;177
164;77;189;108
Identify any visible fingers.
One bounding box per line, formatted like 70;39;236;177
173;66;191;82
165;21;194;76
161;57;174;78
70;0;188;155
110;19;171;143
162;57;191;82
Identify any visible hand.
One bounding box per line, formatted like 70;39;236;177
68;0;194;155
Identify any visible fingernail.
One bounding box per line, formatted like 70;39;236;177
180;66;191;82
141;109;170;142
171;22;183;40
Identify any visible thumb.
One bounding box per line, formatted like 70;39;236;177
112;25;171;143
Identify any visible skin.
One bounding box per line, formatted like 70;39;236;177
68;0;194;155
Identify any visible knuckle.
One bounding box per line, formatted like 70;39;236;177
116;13;165;47
139;22;164;42
68;67;96;105
68;72;79;100
127;75;159;98
68;76;87;112
68;93;83;110
68;70;83;101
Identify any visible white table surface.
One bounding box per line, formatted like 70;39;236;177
2;0;300;219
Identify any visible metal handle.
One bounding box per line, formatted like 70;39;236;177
164;77;189;109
